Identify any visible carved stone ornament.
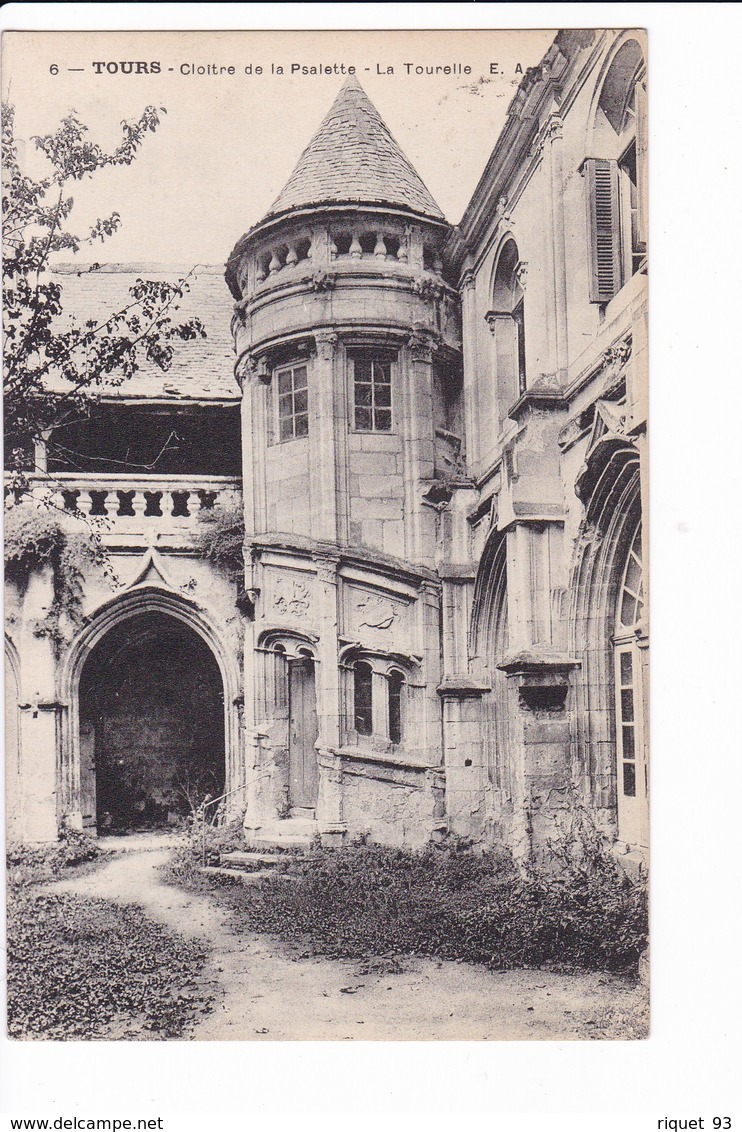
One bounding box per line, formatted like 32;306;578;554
355;594;399;632
407;328;439;363
273;576;311;620
412;276;445;303
601;338;632;371
314;330;339;360
306;271;336;294
313;555;339;585
460;270;476;292
514;260;528;290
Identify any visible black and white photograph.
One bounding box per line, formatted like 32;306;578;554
3;25;650;1045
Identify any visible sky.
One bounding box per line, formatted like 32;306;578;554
3;28;555;266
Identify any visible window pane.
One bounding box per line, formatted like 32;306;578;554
277;371;292;394
622;725;635;761
623;762;636;797
355;383;372;406
621;591;638;627
619;651;633;686
354;663;373;736
294;388;308;413
295;414;309;438
621;688;634;722
355;406;372;431
374;408;392;432
354;357;372;382
624;554;642;596
375;383;392;407
373;359;391;383
293;365;308;387
279;417;294;442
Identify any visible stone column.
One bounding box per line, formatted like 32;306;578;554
497;654;580;860
402;329;438;568
312;554;345;837
311;330;340;543
437;682;490;842
239;354;268;538
16;567;61;841
485;311;518;427
459;270;480;468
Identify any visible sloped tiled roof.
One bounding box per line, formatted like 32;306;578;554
51;264;239;401
263;75;445;223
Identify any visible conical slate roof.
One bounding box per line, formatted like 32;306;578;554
262;75;445;223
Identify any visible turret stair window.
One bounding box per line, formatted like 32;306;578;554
276;363;309;442
351;353;393;432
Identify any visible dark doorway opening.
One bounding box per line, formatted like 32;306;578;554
79;612;225;832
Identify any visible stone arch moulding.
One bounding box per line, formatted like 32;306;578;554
59;585;244;828
257;627;319;659
569;438;642;833
585;31;646;147
469;524;508;673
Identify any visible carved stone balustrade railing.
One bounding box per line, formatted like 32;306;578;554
251;224;445;290
14;473;242;533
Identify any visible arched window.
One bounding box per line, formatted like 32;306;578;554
346;656;413;749
353;661;373;736
613;520;647;846
487;238;527;426
387;669;405;745
585;37;647;302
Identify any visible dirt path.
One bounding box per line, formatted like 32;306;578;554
51;836;646;1040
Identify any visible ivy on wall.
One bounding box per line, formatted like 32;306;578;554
4;506;111;650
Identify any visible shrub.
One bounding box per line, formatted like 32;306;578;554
172;836;647;975
6;827;102;888
195;503;245;580
6;889;209;1039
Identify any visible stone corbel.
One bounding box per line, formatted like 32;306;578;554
314;330;339;361
313;554;340;584
460;269;476;292
496;649;580;713
235;351;269;388
407;325;440;363
484;310;512;336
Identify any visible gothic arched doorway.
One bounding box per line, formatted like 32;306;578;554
78;611;225;831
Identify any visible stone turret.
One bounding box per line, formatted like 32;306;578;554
226;75;462;561
227;77;461;846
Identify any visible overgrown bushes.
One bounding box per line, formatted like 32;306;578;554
6;826;103;888
7;889;209;1039
171;834;648;975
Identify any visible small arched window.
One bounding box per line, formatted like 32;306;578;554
353;661;373;736
487;238;527;424
387;669;405;745
585;37;647;302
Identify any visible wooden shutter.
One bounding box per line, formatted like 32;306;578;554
585;158;621;302
635;78;648;253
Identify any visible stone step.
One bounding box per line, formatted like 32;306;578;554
244;817;318;850
198;865;298;885
219;850;283;870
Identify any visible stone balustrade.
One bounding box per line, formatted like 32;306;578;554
252;224;445;287
16;473;242;530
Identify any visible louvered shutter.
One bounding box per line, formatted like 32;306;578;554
585;158;621;302
635;79;648;253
